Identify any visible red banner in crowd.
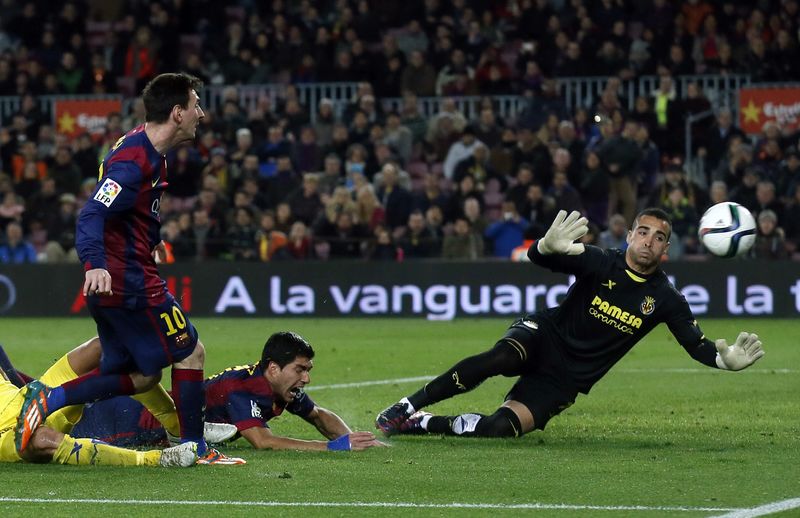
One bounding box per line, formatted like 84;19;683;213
739;87;800;134
54;99;122;139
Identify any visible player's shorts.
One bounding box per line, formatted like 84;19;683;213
89;292;199;376
499;317;578;431
71;397;166;447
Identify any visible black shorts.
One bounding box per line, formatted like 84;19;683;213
499;318;578;430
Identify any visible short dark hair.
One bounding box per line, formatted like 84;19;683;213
260;331;315;369
142;73;203;123
632;208;672;240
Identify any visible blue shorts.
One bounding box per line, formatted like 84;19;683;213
89;292;199;376
70;397;166;447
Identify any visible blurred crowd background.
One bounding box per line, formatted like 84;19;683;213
1;0;799;265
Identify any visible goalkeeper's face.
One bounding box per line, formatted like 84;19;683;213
267;355;313;403
625;215;670;274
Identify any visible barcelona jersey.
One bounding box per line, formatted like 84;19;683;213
71;363;317;446
204;364;315;431
76;124;168;309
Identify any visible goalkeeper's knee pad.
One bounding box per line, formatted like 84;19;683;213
473;407;523;438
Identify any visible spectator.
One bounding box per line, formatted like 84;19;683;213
750;209;789;260
401;50;437;97
598;121;642;225
367;225;402;261
43;192;79;263
0;191;25;229
782;184;800;255
0;221;36;264
452;143;500;190
659;185;700;257
282;221;312;260
376;163;413;230
288;173;323;226
315;211;368;259
547;169;583;215
577;151;610;227
397;210;439;258
598;214;629;250
255;211;288;261
355;184;385;231
485;200;528;258
49;146;82;195
383;112;413;167
752;179;785;225
442;217;484;260
226;207;258;261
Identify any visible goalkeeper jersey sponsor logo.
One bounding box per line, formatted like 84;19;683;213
589;295;644;334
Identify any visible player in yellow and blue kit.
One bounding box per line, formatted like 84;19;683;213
0;344;197;467
377;209;765;438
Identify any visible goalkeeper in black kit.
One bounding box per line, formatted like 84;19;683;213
376;208;765;438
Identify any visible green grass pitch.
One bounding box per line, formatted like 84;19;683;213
0;317;797;517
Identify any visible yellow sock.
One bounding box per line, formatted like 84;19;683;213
40;353;80;386
40;353;86;434
132;383;180;437
53;434;161;467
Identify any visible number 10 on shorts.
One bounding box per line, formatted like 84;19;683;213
160;306;187;336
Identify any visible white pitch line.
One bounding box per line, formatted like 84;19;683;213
306;368;796;392
619;368;798;374
0;497;740;513
306;376;432;391
709;498;800;518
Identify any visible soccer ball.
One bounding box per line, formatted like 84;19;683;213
698;202;756;257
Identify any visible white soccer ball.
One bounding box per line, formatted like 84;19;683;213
698;202;756;257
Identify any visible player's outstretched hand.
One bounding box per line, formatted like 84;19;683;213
715;332;765;371
83;268;113;296
348;431;388;450
537;210;589;255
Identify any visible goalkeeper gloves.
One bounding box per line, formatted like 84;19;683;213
537;210;589;255
327;434;351;451
715;332;765;371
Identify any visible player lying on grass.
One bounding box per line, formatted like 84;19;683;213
4;332;383;452
376;208;765;438
0;348;197;467
1;340;239;446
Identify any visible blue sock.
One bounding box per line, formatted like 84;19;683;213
172;368;206;455
47;386;66;411
49;369;135;412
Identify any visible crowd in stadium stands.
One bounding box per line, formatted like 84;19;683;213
1;0;800;264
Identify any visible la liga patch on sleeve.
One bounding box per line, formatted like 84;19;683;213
94;178;123;207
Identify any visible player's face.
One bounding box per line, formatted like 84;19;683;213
625;215;671;274
271;356;313;403
177;90;204;141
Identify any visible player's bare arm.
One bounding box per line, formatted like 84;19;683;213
238;423;382;451
303;405;351;439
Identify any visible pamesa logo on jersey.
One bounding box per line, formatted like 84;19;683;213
589;295;644;334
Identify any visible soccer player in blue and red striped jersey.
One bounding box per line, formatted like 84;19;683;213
11;333;383;452
15;73;240;465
